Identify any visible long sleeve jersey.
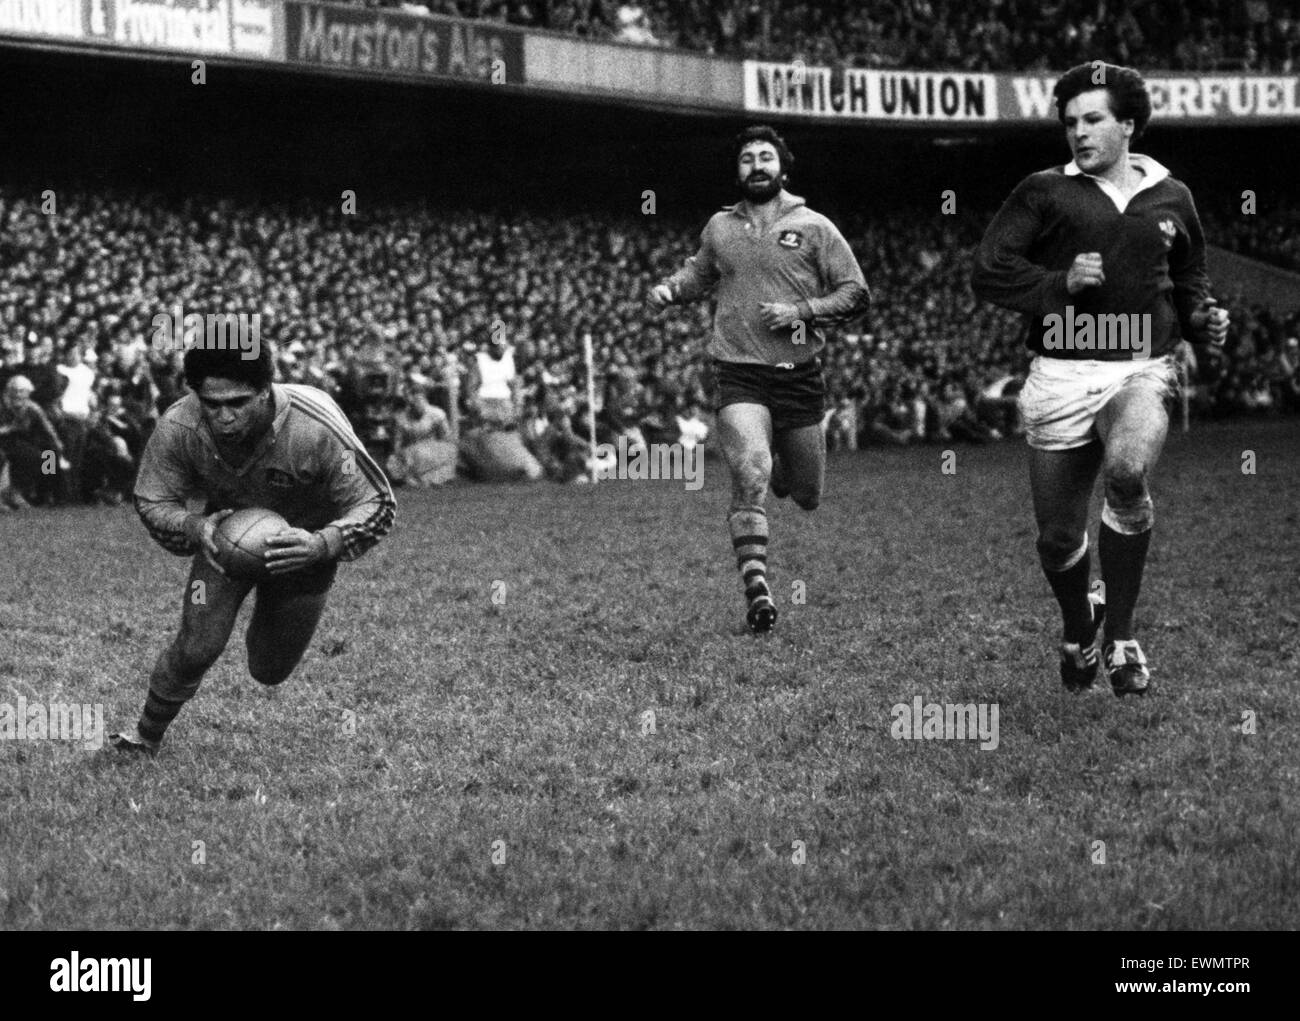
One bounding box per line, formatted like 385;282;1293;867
134;383;395;562
971;155;1213;360
663;192;871;365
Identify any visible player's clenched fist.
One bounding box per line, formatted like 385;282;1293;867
1190;298;1230;346
1066;251;1105;294
758;302;800;330
647;283;674;309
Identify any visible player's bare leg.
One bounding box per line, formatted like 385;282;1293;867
245;565;337;685
769;451;790;498
111;555;254;754
1094;378;1171;695
1029;442;1105;690
772;423;826;511
719;403;778;632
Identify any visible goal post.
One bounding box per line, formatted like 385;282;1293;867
583;331;599;481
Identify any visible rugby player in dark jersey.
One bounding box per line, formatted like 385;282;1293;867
972;64;1228;696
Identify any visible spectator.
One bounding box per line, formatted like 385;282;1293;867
524;397;593;482
1276;337;1300;410
319;0;1300;72
0;375;67;507
976;371;1023;437
675;398;710;452
615;3;661;44
825;393;860;451
864;388;917;446
386;379;457;487
933;379;997;443
56;343;98;502
396;379;452;446
81;396;139;505
468;333;521;428
0;177;1294;507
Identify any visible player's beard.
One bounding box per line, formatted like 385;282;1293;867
740;173;782;204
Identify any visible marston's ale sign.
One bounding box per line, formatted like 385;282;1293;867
284;1;524;84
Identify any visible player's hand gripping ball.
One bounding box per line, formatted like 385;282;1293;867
213;508;291;580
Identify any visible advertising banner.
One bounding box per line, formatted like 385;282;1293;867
745;60;1300;124
745;62;998;122
284;1;524;85
1002;73;1300;121
0;0;284;59
0;0;88;41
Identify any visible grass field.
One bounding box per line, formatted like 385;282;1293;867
1;417;1297;930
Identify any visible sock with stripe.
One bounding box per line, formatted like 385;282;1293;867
1042;541;1094;646
729;506;771;606
137;689;188;744
136;644;207;744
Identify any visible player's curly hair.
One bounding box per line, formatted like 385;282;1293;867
733;124;794;178
184;343;274;392
1053;63;1152;140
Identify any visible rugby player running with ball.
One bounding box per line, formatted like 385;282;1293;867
110;345;395;756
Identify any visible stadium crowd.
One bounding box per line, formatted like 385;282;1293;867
1201;200;1300;274
1;184;1297;506
362;0;1300;73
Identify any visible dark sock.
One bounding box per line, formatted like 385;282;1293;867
1043;548;1094;645
1099;523;1150;643
138;689;188;744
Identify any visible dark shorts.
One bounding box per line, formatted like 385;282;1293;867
257;559;339;596
713;358;827;432
190;553;339;599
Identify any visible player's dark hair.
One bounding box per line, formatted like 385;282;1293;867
1053;63;1152;140
183;344;274;392
733;124;794;178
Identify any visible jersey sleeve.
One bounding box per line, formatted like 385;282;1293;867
311;393;397;562
664;219;722;302
1168;183;1214;343
133;420;201;556
796;219;871;326
29;404;65;454
972;176;1071;316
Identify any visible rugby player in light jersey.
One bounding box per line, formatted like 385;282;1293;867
649;125;871;632
972;63;1228;696
109;344;395;755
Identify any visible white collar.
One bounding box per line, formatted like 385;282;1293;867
1064;154;1169;213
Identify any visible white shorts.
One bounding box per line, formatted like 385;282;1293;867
1017;355;1177;451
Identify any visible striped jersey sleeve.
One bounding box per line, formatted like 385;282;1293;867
285;386;396;562
133;418;202;556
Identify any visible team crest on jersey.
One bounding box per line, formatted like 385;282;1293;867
1158;219;1177;247
265;468;294;488
777;230;803;249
